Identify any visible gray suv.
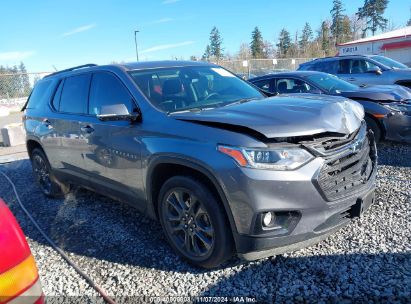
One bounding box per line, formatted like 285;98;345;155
23;61;377;268
299;55;411;88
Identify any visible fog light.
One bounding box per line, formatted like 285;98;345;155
262;211;275;227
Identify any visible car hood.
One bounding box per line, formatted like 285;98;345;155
170;95;363;139
340;84;411;102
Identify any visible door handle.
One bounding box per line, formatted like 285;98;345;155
348;77;356;82
80;125;94;133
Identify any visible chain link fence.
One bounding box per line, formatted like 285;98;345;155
0;72;51;115
218;58;315;79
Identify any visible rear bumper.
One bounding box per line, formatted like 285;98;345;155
383;113;411;143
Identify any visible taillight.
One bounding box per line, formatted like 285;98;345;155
0;199;43;304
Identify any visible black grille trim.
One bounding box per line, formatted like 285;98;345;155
306;122;377;202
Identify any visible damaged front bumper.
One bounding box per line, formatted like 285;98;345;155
220;124;377;261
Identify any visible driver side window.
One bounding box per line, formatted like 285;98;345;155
89;72;133;115
275;78;314;94
339;59;379;74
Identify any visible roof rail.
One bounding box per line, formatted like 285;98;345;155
44;64;98;78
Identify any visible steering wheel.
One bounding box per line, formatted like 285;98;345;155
204;92;220;100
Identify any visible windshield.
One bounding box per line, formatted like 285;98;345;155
306;74;359;93
128;66;263;113
371;56;408;70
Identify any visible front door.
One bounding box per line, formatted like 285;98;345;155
82;71;145;211
338;58;381;86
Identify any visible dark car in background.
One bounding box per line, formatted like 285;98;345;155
23;61;376;268
298;55;411;89
250;71;411;143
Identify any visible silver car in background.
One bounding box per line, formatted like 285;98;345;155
299;55;411;89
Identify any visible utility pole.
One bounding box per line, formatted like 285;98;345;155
134;30;140;61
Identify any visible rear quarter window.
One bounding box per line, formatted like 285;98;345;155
24;79;55;110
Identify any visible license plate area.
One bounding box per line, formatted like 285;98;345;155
349;190;375;218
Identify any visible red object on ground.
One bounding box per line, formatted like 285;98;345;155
0;199;44;304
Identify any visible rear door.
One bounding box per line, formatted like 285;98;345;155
81;71;146;210
47;73;91;183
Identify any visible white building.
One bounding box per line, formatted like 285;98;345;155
337;26;411;67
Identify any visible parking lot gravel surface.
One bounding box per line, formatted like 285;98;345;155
0;142;410;303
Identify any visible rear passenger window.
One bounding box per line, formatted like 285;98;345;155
59;74;91;114
321;60;339;74
25;80;54;109
89;72;133;115
51;80;63;110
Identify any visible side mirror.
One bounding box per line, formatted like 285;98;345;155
368;67;382;75
96;103;140;122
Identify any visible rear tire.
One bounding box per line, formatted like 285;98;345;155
158;176;234;268
365;116;382;143
30;148;70;198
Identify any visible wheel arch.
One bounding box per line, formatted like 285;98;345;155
26;138;45;158
146;156;238;237
364;113;386;140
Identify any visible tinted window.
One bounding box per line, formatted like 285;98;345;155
338;59;379;74
276;78;315;94
253;79;271;92
89;72;133;115
298;63;314;71
59;74;91;114
51;80;63;110
25;79;54;109
321;60;339;74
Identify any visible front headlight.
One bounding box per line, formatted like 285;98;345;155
218;145;313;170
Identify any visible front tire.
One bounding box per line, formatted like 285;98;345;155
30;148;70;198
158;176;234;268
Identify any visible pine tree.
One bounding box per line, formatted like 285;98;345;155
209;27;223;61
358;0;389;36
320;21;331;55
299;23;313;53
276;29;291;58
330;0;346;44
250;26;265;59
406;7;411;26
341;16;353;43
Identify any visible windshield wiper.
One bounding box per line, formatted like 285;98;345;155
225;97;260;107
168;106;215;115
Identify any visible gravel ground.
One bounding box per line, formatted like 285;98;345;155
0;142;410;303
